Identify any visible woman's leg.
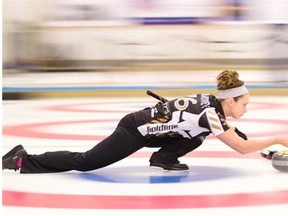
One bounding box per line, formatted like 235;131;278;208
20;126;145;173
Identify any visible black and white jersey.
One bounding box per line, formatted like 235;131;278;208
136;94;229;141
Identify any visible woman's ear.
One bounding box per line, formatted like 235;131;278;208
227;98;235;106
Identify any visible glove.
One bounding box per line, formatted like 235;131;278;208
260;149;277;160
235;127;248;140
155;101;171;116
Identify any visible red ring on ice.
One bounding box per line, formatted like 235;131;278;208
39;101;288;113
3;118;288;140
3;189;288;209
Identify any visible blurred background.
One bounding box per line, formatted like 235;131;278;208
2;2;288;215
2;0;288;99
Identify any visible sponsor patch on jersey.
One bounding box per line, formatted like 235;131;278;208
200;94;211;109
138;123;178;137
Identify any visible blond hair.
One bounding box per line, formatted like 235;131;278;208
216;70;245;90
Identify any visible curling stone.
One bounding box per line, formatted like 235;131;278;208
271;150;288;172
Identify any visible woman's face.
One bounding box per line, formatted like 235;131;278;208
225;94;250;119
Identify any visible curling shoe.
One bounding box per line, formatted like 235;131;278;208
150;161;189;171
2;145;27;171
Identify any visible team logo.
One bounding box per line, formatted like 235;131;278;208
174;98;196;111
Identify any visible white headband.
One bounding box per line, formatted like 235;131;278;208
218;85;249;99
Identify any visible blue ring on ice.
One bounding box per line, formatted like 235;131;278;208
78;166;242;184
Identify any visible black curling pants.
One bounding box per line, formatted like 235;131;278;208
20;113;147;173
148;136;203;164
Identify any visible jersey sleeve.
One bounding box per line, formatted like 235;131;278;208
205;107;229;136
